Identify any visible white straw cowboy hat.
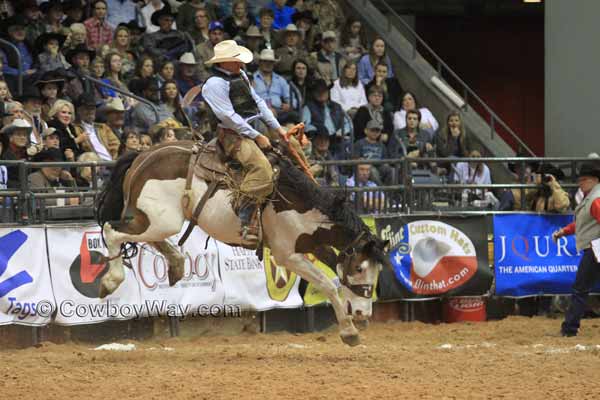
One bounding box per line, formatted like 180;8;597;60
101;97;126;112
258;49;279;62
1;119;32;136
179;52;198;65
204;40;254;65
411;237;451;278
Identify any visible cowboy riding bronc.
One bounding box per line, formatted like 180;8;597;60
201;40;287;243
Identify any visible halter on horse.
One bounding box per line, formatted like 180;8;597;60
95;140;390;346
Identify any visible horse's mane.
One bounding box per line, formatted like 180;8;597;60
274;149;368;238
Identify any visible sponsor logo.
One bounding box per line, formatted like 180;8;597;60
263;247;297;301
389;221;478;295
0;230;33;297
496;234;578;262
447;297;484;312
69;231;109;298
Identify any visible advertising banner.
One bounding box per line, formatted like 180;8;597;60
0;228;55;326
493;214;596;296
376;215;493;299
47;225;143;325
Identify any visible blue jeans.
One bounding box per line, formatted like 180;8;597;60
561;249;600;335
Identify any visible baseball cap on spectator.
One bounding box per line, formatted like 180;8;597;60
32;147;64;162
244;25;262;38
41;127;58;139
366;120;383;131
322;31;337;41
151;6;176;26
209;21;225;32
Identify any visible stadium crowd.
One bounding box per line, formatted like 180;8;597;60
0;0;572;214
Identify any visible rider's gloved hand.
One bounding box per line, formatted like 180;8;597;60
255;134;272;149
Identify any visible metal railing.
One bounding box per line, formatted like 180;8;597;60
1;156;588;224
352;0;535;156
82;75;160;124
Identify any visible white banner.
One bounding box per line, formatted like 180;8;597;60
217;242;303;311
47;225;142;325
0;227;55;326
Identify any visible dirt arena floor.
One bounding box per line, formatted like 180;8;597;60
2;316;600;400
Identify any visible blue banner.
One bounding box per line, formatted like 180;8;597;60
493;214;600;296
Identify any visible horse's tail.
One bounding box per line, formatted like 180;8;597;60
95;151;140;230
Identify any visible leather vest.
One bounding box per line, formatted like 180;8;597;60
207;68;259;121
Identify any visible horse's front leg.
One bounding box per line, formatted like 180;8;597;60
281;253;360;346
100;222;126;298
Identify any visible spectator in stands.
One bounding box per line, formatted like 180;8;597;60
275;24;309;79
195;21;225;81
142;7;190;61
35;71;66;122
118;131;141;155
352;120;393;185
19;86;46;153
388;109;434;159
0;81;11;103
223;0;253;41
176;53;202;97
270;0;296;30
453;149;499;206
142;0;172;34
75;152;102;196
394;92;439;140
106;0;140;28
91;57;105;80
312;0;344;34
42;127;60;150
1;16;37;89
241;26;264;73
161;80;192;127
48;99;82;161
101;52;129;102
84;0;114;50
358;38;394;86
288;59;310;112
253;49;291;118
339;17;368;62
130;78;174;133
62;0;85;26
353;85;393;143
187;8;211;45
128;56;156;96
1;119;33;188
302;79;351;160
139;133;153;150
64;45;96;101
292;10;318;52
311;31;347;87
177;0;218;36
28;148;79;207
364;62;403;113
41;0;64;34
110;26;136;78
154;126;178;143
102;97;126;139
435;111;470;158
309;128;340;186
36;33;70;73
330;62;368;118
346;163;383;212
22;0;45;46
258;8;279;49
65;23;87;54
74;92;120;160
157;60;176;87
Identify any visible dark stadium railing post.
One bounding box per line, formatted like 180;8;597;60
17;161;29;224
168;316;179;337
519;159;527;210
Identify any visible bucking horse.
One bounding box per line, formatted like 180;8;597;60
95;130;390;346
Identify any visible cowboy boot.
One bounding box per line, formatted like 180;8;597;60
238;202;259;244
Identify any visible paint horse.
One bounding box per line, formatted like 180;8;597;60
95;140;389;346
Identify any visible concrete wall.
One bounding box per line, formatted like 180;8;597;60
546;1;600;156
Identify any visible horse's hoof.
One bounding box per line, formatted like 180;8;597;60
340;333;361;347
168;268;183;287
99;278;117;298
355;319;369;330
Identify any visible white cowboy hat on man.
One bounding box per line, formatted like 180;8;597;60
204;40;254;65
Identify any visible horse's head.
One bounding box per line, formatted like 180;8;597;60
336;232;390;329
